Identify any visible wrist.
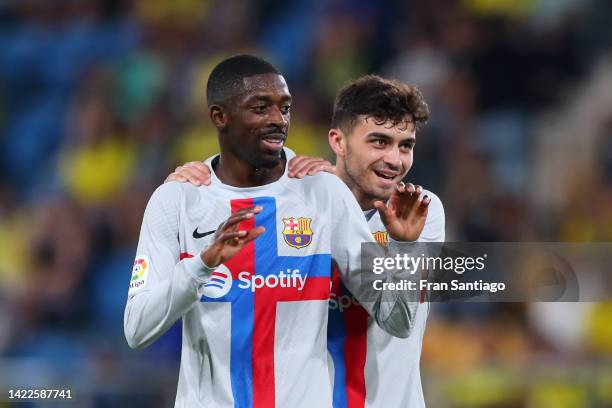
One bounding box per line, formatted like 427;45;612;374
201;247;220;268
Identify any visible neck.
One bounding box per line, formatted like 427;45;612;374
335;163;377;211
215;149;285;187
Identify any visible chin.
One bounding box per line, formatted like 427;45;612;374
254;152;282;169
240;146;281;169
373;186;395;201
361;186;391;202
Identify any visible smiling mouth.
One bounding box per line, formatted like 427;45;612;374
373;170;399;181
260;134;286;151
261;136;285;144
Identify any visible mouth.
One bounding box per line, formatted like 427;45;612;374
373;169;400;186
260;133;286;152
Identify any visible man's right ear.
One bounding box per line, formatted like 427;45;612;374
209;105;227;129
328;128;346;157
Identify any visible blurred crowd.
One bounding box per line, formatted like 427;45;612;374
0;0;611;406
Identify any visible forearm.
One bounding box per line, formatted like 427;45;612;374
124;256;214;349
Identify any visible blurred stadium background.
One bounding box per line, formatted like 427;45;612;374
0;0;611;407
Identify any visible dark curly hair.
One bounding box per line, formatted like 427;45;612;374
331;75;430;134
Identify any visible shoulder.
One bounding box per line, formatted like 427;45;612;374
146;181;202;213
420;188;445;242
148;181;190;204
291;172;352;197
284;172;361;216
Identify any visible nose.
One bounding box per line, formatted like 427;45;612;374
382;146;402;170
268;106;288;129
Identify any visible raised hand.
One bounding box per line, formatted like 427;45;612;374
201;207;266;267
165;161;211;186
288;155;336;178
373;183;430;242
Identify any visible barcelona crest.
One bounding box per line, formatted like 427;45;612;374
282;217;313;249
372;231;389;246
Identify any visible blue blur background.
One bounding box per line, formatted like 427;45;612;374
0;0;611;407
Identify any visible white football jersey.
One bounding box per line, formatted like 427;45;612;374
124;148;421;408
328;192;445;408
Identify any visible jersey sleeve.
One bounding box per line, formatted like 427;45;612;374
323;174;419;338
123;182;215;349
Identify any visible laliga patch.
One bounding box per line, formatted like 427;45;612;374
282;217;313;249
129;255;149;293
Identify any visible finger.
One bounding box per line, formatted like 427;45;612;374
241;226;266;244
183;161;205;168
230;206;262;217
405;187;425;218
221;206;262;230
418;195;430;216
412;186;425;208
373;200;392;226
306;163;333;175
183;162;212;175
301;160;332;176
291;158;330;177
291;158;322;178
217;230;248;242
181;163;210;180
396;182;406;193
394;186;420;219
289;156;313;177
323;165;337;175
387;189;400;213
175;167;206;186
178;162;211;184
288;156;309;176
399;190;427;220
165;173;187;183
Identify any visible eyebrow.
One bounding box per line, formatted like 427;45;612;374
245;94;292;103
366;132;416;143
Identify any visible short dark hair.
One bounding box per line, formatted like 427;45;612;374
331;75;430;134
206;55;281;106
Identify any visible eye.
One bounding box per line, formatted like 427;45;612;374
280;105;291;114
400;142;415;151
252;105;266;113
372;139;386;147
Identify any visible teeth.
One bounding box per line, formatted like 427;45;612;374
375;171;395;180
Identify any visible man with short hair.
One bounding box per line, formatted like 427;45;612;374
125;55;429;407
170;74;444;407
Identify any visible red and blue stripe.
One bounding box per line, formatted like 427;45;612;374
200;196;331;407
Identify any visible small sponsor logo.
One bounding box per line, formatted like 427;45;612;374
282;217;313;249
130;255;150;292
201;264;233;298
193;228;216;239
